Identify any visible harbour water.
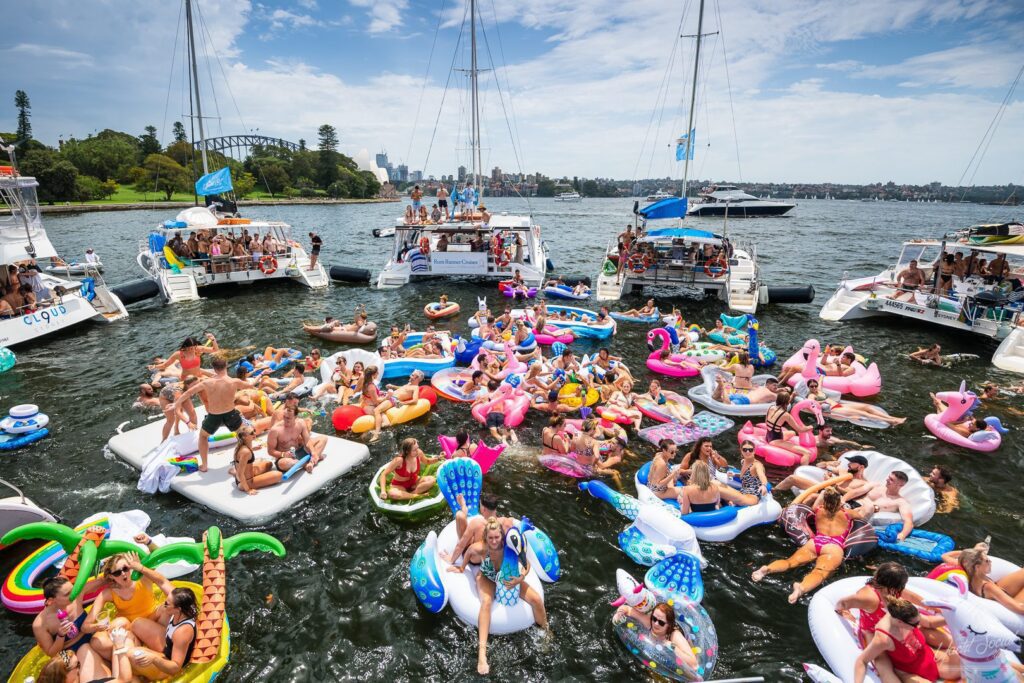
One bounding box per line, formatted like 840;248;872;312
1;197;1021;681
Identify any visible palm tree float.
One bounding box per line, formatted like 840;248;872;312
145;527;285;662
0;523;143;600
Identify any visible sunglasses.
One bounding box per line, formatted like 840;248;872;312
741;447;755;453
109;566;130;577
650;616;669;627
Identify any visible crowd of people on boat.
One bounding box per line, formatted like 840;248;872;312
164;228;303;274
890;249;1020;302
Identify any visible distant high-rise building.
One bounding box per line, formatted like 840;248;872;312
491;166;502;182
410;170;423;182
458;166;467;183
396;164;409;183
375;150;389;169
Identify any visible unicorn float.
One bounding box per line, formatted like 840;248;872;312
610;566;719;682
924;380;1007;452
738;398;824;468
784;338;881;397
647;328;701;378
804;574;1022;682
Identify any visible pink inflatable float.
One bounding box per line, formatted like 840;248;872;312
469;341;527;379
738;398;824;467
923;381;1007;452
533;330;575;345
645;328;700;378
784;339;881;397
437;434;506;474
471;382;531;428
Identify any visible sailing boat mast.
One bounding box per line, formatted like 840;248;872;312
681;0;705;201
185;0;209;175
469;0;482;192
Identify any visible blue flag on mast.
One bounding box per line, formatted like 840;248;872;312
675;128;696;161
195;167;233;196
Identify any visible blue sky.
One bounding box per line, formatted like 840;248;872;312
1;0;1022;184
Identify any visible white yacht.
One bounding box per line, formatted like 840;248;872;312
645;190;676;202
554;191;582;202
376;213;546;289
819;224;1024;372
687;185;795;217
137;204;328;303
0;162;127;347
376;0;546;289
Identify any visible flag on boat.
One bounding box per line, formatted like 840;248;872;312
450;183;462;204
194;167;233;196
675;128;696;161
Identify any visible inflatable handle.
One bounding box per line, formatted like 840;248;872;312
281;455;311;481
792;473;852;507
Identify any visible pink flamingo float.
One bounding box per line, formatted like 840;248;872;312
645;328;701;378
924;380;1007;452
738;398;824;468
471;382;531;428
783;339;881;397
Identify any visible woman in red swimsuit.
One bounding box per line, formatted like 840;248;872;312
853;598;960;683
149;334;220;381
752;487;872;603
377;438;440;501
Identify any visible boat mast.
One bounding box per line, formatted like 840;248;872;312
681;0;705;201
185;0;209;175
469;0;482;193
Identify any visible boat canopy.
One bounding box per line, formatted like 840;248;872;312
645;227;716;239
639;196;688;220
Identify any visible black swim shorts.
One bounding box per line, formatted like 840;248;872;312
202;409;244;435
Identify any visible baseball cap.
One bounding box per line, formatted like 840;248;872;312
846;455;869;467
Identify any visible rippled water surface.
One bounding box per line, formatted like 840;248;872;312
2;197;1023;681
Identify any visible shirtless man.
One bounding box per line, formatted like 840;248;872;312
437;185;449;221
843;470;914;541
910;343;943;366
174;357;250;472
255;393;314;435
775;453;870;497
812;425;869;461
442;493;515;571
385;370;425;404
712;375;780;405
891;259;926;301
927;465;960;513
267;406;327;474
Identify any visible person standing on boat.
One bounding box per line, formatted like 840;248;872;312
464;182;477;210
84;247;100;265
437;185;449;221
308;232;322;271
411;184;423;216
173;356;249;472
890;259;925;302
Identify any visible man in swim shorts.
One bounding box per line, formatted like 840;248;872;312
267;406;327;474
891;259;926;301
437;185;449;221
174;357;251;472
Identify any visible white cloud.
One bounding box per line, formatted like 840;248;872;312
348;0;409;34
267;8;319;30
297;0;318;8
4;43;94;66
850;44;1024;89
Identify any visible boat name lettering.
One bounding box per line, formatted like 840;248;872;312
22;305;68;326
885;300;923;314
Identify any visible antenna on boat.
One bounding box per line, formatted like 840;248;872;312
0;135;37;257
680;0;705;205
185;0;209;176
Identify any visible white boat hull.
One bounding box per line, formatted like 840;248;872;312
993;326;1024;374
0;289;125;347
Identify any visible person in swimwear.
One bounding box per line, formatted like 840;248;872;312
458;517;549;675
37;628;134;683
158;381;198;441
269;365;309;399
804;379;907;426
678;436;729;479
448;431;478;459
909;343;943;366
762;390;816;465
231;424;282;494
621;298;657;318
730;439;769;506
926;465;959;513
541;415;572;454
646;439;684;501
134;383;161;411
842;471;915;542
33;574;108;658
606;379;643;430
943;545;1024;616
312;355;349;400
122;586;200;681
358;366;390;443
443;493;515;570
267;406;327;474
834;561;950;664
712;374;780;405
613;600;699;674
677;460;724;514
378;437;440;501
640;379;693;424
853;598;960;683
753;486;875;602
821;351;857;377
722;351;755;391
148;334;219;382
890;259;926;301
929;391;987;437
774;452;871;499
174;357;250;471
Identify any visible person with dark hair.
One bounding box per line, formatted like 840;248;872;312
268;405;327;474
752;486;873;603
307;231;322;271
843;470;915;541
125;586;199;679
853;598;961;682
32;575;106;657
149;333;219;382
174;355;250;472
613;601;698;673
927;465;959;513
449;431;477;459
442;493;514;570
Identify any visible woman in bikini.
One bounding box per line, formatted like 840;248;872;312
752;486;873;603
763;390;816;466
378;437;439;500
149;334;219;382
640;379;693;424
946;546;1024;615
232;425;282;495
123;586;200;680
724;351;755;391
678;436;729;480
677;461;723;514
646;439;683;502
541;415;572;454
449;431;478;459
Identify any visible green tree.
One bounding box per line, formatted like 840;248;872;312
259;164;290;196
172;121;187;143
75;175;117;201
298;138;306;152
360;170;381;198
288;149;316;183
14;90;31;141
326;180;346;198
139;125;161;157
233;170;256;198
134;153;189;200
536;178;556;197
317;124;340;188
19;149;79;202
62;130;140;181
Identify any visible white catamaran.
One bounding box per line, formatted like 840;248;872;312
375;0;546;289
819;223;1024;373
0;153;127;348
